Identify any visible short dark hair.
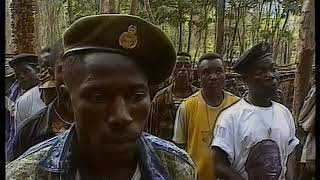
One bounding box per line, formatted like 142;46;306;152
197;52;222;67
177;52;191;60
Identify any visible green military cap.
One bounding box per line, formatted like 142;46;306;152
233;41;272;74
63;14;176;85
9;53;38;68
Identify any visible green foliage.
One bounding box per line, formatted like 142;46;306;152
9;0;302;64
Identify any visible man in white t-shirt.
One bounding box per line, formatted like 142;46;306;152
211;42;299;180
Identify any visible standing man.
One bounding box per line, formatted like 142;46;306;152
173;52;240;180
14;48;53;126
9;40;74;161
5;53;39;162
211;42;299;180
146;52;198;141
6;14;196;179
298;82;315;180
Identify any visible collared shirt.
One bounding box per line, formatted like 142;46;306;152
5;80;22;162
14;85;46;126
10;98;72;162
146;84;198;142
6;126;196;180
173;90;240;180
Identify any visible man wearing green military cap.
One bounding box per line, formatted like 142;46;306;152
211;42;299;180
6;14;196;180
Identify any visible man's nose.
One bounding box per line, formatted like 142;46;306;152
108;97;133;128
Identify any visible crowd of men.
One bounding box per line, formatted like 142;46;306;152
5;14;315;180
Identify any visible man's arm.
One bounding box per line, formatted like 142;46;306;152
213;146;245;180
286;149;296;180
172;102;188;150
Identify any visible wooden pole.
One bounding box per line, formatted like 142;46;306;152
292;0;315;121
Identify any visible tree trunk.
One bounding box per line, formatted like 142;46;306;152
117;0;121;13
215;0;225;55
129;0;139;15
292;0;315;120
67;0;73;24
194;29;202;61
109;0;116;13
187;14;193;53
237;28;243;54
178;12;183;52
11;0;36;54
225;12;232;60
144;0;155;23
100;0;108;13
203;1;208;53
253;0;265;44
273;10;290;63
228;3;240;61
265;0;273;31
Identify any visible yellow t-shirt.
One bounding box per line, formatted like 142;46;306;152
173;90;240;180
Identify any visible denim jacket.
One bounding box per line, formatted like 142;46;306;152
6;126;196;180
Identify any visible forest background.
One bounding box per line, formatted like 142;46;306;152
5;0;315;120
5;0;303;65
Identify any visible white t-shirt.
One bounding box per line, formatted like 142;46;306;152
14;86;46;126
211;99;299;180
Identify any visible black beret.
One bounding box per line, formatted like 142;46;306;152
9;53;38;68
233;41;272;74
62;14;176;85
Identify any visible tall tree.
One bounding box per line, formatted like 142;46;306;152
109;0;117;13
202;0;209;53
100;0;108;13
129;0;139;15
67;0;74;24
215;0;225;55
178;0;184;51
11;0;36;53
292;0;315;120
187;12;193;53
144;0;155;23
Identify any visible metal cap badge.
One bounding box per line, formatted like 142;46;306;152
119;25;138;49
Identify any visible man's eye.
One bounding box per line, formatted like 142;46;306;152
216;69;223;74
255;71;264;76
24;69;31;74
92;93;105;103
131;92;146;101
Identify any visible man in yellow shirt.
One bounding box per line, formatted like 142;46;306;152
173;52;240;180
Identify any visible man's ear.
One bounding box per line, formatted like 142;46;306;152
59;84;70;98
241;74;248;84
59;84;73;109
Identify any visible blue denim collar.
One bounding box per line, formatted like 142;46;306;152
38;126;170;179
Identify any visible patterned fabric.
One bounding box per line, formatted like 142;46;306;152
5;80;22;162
299;84;315;163
10;98;72;162
146;84;198;142
6;126;196;180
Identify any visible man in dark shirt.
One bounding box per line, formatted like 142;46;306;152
146;52;198;141
10;40;74;161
